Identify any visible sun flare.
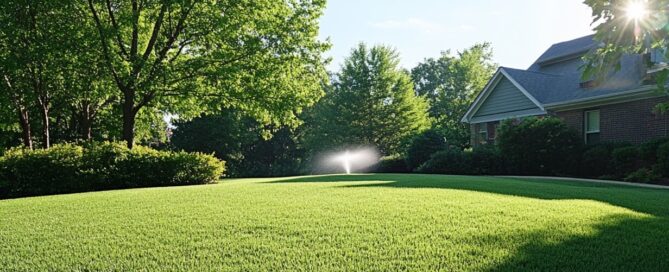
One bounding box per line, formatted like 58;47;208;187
626;1;648;21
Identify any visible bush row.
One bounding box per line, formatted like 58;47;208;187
386;117;669;184
0;142;226;198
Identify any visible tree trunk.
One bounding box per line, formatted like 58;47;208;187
17;107;33;150
122;90;136;149
79;102;93;140
39;104;50;148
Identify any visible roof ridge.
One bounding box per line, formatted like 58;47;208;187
502;67;562;77
551;34;596;46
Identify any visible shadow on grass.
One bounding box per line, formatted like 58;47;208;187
274;174;669;216
489;214;669;271
272;174;669;270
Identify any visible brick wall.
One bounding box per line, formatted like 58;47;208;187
554;97;669;145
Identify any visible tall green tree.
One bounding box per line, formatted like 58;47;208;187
306;43;431;155
411;43;496;147
0;0;74;148
86;0;329;148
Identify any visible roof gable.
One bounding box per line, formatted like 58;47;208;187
475;77;540;117
462;69;546;124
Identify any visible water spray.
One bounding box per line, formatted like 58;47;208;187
323;148;380;175
336;150;353;174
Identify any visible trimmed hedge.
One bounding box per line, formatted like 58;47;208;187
0;142;225;198
496;117;582;176
409;117;669;184
416;145;505;175
376;155;411;173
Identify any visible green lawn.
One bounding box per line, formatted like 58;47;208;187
2;174;669;271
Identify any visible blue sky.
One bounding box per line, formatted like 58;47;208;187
319;0;594;71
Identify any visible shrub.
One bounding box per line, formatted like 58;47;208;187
580;142;631;178
405;129;448;171
0;142;225;199
624;168;660;183
610;146;640;178
655;142;669;177
376;155;411;173
639;137;669;165
497;117;583;176
470;146;505;175
0;144;87;198
417;147;472;175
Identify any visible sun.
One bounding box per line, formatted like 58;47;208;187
626;1;649;21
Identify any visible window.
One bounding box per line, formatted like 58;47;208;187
585;110;600;144
478;124;488;144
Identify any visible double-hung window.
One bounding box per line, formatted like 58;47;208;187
478;124;488;144
585;110;600;144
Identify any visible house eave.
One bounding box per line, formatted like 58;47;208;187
544;85;659;111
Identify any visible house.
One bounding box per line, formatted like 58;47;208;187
462;35;669;146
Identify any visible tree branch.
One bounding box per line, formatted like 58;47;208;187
105;0;128;59
130;0;139;59
87;0;125;90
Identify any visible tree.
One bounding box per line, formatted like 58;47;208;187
411;43;497;147
86;0;329;148
0;1;117;148
306;43;431;155
583;0;669;110
171;111;305;177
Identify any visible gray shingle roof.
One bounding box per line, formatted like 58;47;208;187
531;35;597;66
501;35;647;106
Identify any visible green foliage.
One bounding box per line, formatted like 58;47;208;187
654;142;669;177
497;117;583;176
0;142;225;198
0;0;330;148
611;146;640;178
417;147;472;174
0;144;86;197
375;155;411;173
639;137;669;165
85;0;330;146
305;43;431;155
171;112;304;178
416;145;504;175
624;168;661;183
470;146;505;175
411;43;497;147
405;129;448;170
581;144;615;178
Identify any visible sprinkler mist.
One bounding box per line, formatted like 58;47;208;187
336;151;353;174
324;148;380;175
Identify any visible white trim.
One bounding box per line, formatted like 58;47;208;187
461;68;545;123
461;69;504;123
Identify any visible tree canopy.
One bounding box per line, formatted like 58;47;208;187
86;0;330;148
306;43;431;155
0;0;330;149
411;43;496;147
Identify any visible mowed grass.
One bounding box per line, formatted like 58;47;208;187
2;174;669;271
